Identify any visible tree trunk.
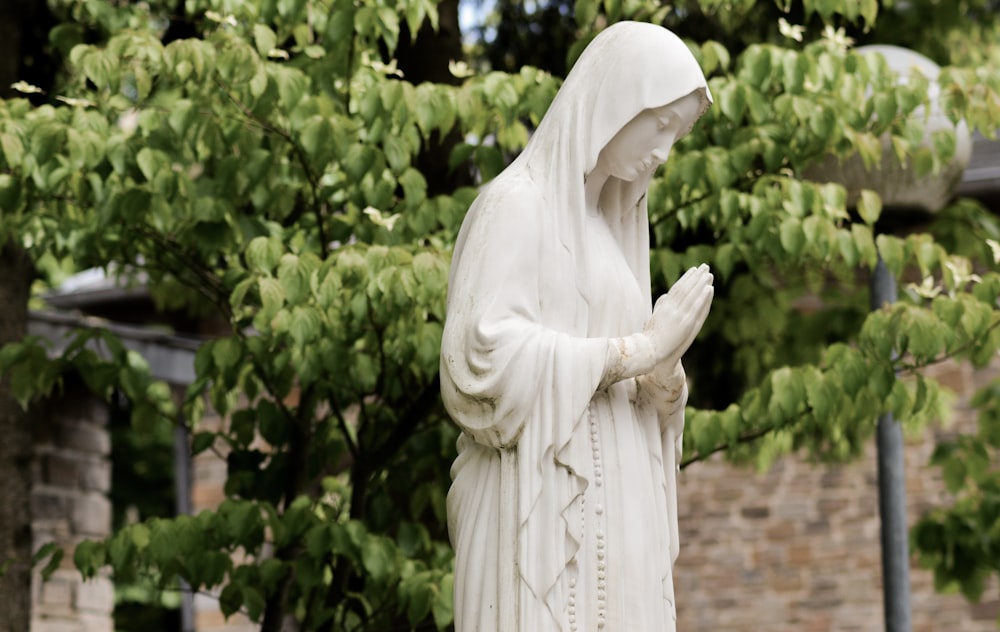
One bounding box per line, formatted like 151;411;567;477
0;0;52;627
0;243;34;632
395;0;470;196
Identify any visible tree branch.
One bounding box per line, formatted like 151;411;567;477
215;79;329;256
679;423;778;470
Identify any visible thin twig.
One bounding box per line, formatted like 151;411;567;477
679;424;778;470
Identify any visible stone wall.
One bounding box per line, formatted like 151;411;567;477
674;359;1000;631
30;382;114;632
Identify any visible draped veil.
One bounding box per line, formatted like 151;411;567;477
441;21;712;631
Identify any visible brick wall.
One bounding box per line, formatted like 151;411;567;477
189;410;256;632
674;359;1000;631
30;382;113;632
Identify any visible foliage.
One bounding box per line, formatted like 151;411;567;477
913;378;1000;604
3;0;1000;627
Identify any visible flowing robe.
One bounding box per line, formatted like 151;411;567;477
442;174;687;632
440;21;710;632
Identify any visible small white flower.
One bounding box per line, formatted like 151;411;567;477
778;18;805;43
205;11;238;27
449;60;475;79
907;276;942;300
55;95;96;107
117;108;140;135
944;258;982;289
821;25;854;50
364;206;401;231
10;81;44;94
267;48;290;60
369;58;403;78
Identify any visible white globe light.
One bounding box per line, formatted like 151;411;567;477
808;45;972;213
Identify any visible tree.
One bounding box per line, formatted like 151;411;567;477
2;0;1000;628
0;0;59;627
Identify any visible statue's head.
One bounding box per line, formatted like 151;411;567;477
596;92;705;182
522;21;712;186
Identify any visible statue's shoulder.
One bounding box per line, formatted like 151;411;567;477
473;170;545;220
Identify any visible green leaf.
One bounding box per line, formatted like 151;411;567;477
383;134;410;174
246;236;283;274
135;147;158;182
399;168;427;206
942;457;966;494
474;145;505;182
779;217;805;256
253;24;277;57
258;278;286;320
0;174;19;211
857;189;882;225
432;573;455;629
714;242;737;279
249;65;269;98
277;254;309;304
913;147;936;177
575;0;597;26
360;535;395;582
343;144;377;181
211;338;242;375
1;133;24;166
702;41;731;76
932;129;957;163
192;431;216;455
852;223;878;268
876;234;904;276
837;229;859;267
718;83;746;122
33;542;64;581
73;540;107;579
131;523;151;551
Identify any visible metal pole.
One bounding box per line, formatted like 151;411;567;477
174;420;196;632
870;256;912;632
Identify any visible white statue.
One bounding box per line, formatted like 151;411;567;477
441;21;714;632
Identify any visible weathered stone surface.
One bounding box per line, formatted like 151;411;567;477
31;619;83;632
70;494;111;537
43;453;79;488
78;461;111;493
78;613;113;632
38;576;73;608
31;489;72;521
74;577;114;614
55;423;111;456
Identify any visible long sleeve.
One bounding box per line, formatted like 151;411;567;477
440;177;608;449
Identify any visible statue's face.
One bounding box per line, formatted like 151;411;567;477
597;92;703;182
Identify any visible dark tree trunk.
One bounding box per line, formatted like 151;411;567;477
395;0;470;196
0;0;53;628
0;243;34;632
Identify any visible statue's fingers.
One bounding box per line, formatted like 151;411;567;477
682;286;713;331
678;287;714;352
665;266;701;304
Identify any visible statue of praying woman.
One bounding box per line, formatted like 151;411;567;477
440;21;714;632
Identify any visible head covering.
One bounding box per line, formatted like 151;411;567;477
505;21;712;315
